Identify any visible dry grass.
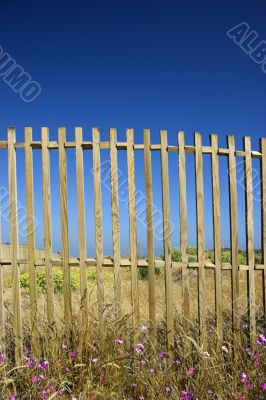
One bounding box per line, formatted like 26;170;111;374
0;268;265;399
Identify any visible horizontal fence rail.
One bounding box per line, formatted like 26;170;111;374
0;127;265;364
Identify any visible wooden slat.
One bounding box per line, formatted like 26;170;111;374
195;132;206;345
228;135;240;335
92;128;104;318
41;128;55;334
144;129;156;338
110;128;121;319
178;131;190;328
25;128;39;354
0;211;5;355
160;130;174;349
261;138;266;334
75;127;88;326
8;127;23;363
244;137;256;342
126;128;139;331
58;128;72;334
210;134;222;343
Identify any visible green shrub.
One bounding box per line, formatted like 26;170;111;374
138;267;161;281
19;268;80;293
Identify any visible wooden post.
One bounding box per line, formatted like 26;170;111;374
25;127;39;354
92;128;104;319
227;135;240;344
126;129;139;333
110;128;121;320
41;128;55;336
58;128;72;336
75;127;88;327
244;137;256;343
144;129;156;339
210;134;223;344
178;131;190;330
0;205;5;355
8;127;23;363
261;138;266;335
195;132;206;346
160;130;174;350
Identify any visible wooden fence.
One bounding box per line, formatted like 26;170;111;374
0;127;265;363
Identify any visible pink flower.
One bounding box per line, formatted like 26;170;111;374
115;338;124;345
149;368;155;373
99;371;105;379
10;396;16;400
159;351;166;359
0;352;4;365
188;367;194;375
140;325;147;332
262;383;266;390
70;350;77;358
240;372;247;384
42;390;48;399
257;335;266;345
39;374;45;380
166;386;172;395
135;343;144;353
31;376;37;383
138;396;144;400
221;345;228;354
92;357;98;365
138;359;146;366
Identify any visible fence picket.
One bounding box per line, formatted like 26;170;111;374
127;128;139;332
41;128;55;335
110;128;121;319
160;130;174;349
75;127;88;326
178;131;190;329
261;138;266;334
210;134;222;343
228;136;240;339
92;128;104;318
195;132;206;345
8;127;23;363
144;129;156;339
58;128;72;335
244;137;256;342
25;128;39;354
0;220;4;355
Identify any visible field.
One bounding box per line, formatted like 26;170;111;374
0;248;265;399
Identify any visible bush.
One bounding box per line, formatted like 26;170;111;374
138;267;161;281
19;268;80;293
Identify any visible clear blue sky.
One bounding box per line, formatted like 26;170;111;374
0;0;265;256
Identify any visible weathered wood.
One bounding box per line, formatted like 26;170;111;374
144;129;156;339
25;128;39;354
261;138;266;335
41;128;55;334
195;132;206;345
8;127;23;363
160;130;174;349
126;129;139;332
58;128;72;334
178;131;190;329
75;127;88;326
110;128;121;319
244;137;256;342
0;211;5;355
92;128;104;318
228;136;240;336
210;134;223;343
